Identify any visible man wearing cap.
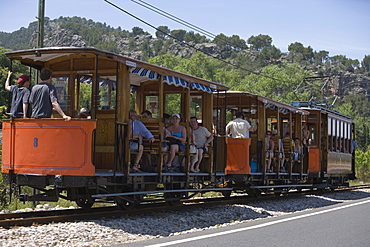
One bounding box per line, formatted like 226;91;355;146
4;71;31;118
29;68;71;121
226;112;257;138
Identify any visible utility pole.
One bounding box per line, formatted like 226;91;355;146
37;0;45;48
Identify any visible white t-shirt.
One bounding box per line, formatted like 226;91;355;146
193;126;212;147
226;118;252;138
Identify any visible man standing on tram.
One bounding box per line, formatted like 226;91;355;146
29;68;71;121
226;112;257;138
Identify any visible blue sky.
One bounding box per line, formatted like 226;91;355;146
0;0;369;61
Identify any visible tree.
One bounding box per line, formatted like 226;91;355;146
148;53;182;69
229;35;247;50
314;50;329;65
131;27;146;37
247;34;272;51
256;45;282;67
152;39;165;56
155;26;170;39
170;29;187;42
361;55;370;74
184;31;208;43
240;63;312;104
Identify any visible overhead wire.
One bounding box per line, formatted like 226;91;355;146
104;0;291;83
131;0;217;39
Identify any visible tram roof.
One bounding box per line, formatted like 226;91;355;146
215;91;310;115
5;47;229;92
290;101;353;120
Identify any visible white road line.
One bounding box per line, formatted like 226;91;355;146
146;199;370;247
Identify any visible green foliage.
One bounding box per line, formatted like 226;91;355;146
247;34;272;51
355;150;370;183
288;42;314;64
239;63;312;104
362;55;370;75
155;26;170;39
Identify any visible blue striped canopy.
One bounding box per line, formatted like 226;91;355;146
130;67;215;93
130;67;160;80
162;75;189;88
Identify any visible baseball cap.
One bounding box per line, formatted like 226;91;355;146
17;75;29;84
172;113;181;119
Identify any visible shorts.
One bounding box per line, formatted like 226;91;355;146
198;147;208;154
130;141;139;151
178;144;186;152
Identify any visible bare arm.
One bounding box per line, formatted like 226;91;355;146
52;101;71;121
4;71;12;91
205;134;214;147
22;103;29;118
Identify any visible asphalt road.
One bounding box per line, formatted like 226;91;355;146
114;197;370;247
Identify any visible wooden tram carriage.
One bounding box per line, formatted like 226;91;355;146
1;47;356;209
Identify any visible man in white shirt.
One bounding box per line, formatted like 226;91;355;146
189;117;214;173
226;112;257;138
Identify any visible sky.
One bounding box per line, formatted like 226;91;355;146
0;0;369;61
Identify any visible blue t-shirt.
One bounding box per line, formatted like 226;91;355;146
29;82;59;118
10;85;30;118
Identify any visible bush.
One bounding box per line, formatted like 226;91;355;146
355;150;370;183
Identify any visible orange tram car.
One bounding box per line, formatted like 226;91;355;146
1;47;356;209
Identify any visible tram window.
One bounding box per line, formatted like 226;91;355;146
328;118;332;135
332;119;336;137
309;126;316;145
98;77;116;110
337;120;341;138
78;79;92;112
54;77;69;111
145;96;159;118
190;95;202;120
347;123;351;139
268;118;278;135
165;93;181;117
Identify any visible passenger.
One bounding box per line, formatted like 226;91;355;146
141;110;152;119
212;116;218;136
162;113;171;152
164;113;186;172
129;109;155;172
225;112;257;138
189;117;214;173
292;137;302;171
302;126;310;146
4;71;31;118
29;68;71;121
78;108;88;118
265;131;275;172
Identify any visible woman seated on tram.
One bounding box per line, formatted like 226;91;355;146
163;113;186;172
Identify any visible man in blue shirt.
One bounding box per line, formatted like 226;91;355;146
4;71;31;118
29;68;71;121
129;110;155;172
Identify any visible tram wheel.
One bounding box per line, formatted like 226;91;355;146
115;197;136;210
249;188;261;198
221;190;232;198
75;197;95;209
165;190;183;206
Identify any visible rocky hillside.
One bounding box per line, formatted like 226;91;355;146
1;16;369;98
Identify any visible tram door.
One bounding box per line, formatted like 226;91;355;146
75;74;117;170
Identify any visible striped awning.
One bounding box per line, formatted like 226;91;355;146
190;82;214;93
279;107;290;114
130;67;160;80
162;75;189;88
130;67;215;93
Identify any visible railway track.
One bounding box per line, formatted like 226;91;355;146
1;185;369;228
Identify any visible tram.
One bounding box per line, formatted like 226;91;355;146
1;47;356;208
